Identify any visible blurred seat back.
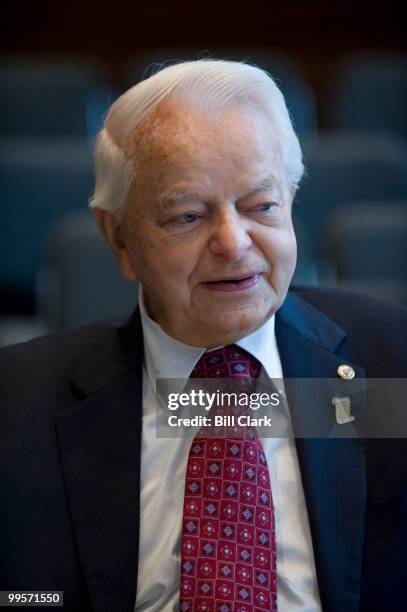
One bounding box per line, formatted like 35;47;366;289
0;56;115;141
324;201;407;304
291;215;320;285
296;132;407;247
326;54;407;138
39;211;138;329
0;139;94;297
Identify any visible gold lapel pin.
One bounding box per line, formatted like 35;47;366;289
337;364;355;380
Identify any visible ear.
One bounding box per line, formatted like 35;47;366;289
93;208;138;281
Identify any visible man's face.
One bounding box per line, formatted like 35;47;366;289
118;104;297;347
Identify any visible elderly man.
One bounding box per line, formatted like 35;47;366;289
1;60;406;612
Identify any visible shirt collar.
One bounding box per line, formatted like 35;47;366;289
139;287;283;383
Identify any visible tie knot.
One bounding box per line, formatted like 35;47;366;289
191;344;262;383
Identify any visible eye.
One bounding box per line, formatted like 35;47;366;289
176;212;199;224
255;202;278;213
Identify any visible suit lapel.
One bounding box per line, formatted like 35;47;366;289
56;313;144;612
276;293;367;612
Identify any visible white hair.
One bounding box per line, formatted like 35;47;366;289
89;59;304;214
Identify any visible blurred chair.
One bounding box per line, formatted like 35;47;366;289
126;48;318;133
0;139;94;298
325;53;407;138
38;211;138;330
324;201;407;304
291;215;320;285
0;56;116;142
296;132;407;247
0;316;49;348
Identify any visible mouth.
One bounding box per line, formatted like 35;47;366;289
200;273;261;292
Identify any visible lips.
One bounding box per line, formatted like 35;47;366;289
201;273;261;292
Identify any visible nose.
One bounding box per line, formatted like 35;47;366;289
209;211;252;261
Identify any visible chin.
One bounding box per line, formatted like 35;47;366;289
208;311;269;343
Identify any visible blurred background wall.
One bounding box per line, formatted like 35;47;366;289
1;0;406;345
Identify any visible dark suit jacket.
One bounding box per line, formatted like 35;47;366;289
1;287;407;612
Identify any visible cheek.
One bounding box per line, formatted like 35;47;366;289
128;235;157;276
129;231;197;288
259;226;297;271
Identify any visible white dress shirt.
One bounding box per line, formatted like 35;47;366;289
135;291;322;611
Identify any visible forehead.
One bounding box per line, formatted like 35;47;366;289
129;101;284;198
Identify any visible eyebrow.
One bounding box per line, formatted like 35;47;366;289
159;188;205;207
244;174;276;196
158;174;277;207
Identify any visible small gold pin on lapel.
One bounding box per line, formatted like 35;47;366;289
332;396;355;424
337;364;355;380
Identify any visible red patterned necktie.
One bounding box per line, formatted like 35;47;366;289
180;344;277;612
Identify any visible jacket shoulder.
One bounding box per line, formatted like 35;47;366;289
289;286;407;375
0;317;128;401
291;285;407;330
